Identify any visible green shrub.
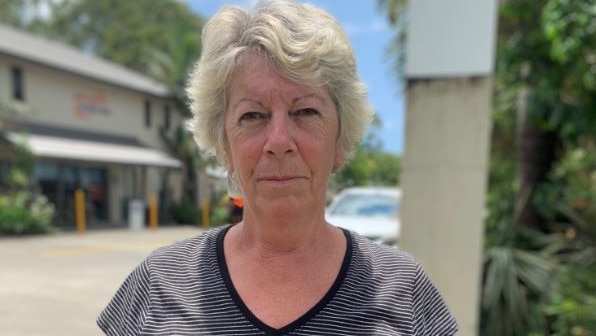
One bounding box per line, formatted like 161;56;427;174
0;191;55;235
210;204;230;226
545;264;596;336
169;200;201;225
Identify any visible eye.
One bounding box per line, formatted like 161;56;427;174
239;111;268;123
291;108;320;118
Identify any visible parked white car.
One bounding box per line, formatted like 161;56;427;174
326;187;401;245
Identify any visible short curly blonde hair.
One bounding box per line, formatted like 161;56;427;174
186;0;373;167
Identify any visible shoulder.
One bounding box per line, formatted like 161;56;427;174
97;227;227;335
143;226;224;275
345;233;423;303
348;233;459;335
350;233;420;279
149;227;221;260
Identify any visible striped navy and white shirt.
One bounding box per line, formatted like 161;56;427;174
98;225;458;335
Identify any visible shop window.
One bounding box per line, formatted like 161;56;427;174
11;66;25;101
144;100;152;128
34;162;59;209
163;104;171;130
81;167;108;222
62;165;108;225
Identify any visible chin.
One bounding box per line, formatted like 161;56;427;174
261;195;309;213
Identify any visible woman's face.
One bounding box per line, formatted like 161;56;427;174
225;52;343;215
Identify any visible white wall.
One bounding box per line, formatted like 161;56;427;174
1;56;179;152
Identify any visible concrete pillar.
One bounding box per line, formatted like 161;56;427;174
400;0;497;333
400;77;492;335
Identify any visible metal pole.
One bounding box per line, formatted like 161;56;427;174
75;189;86;234
149;193;158;230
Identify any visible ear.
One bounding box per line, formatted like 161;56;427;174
226;152;235;173
222;135;234;172
333;142;345;172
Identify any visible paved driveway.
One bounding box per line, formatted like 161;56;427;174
0;226;204;336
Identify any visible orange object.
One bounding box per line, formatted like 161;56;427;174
232;197;244;208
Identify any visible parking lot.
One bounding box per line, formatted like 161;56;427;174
0;226;203;336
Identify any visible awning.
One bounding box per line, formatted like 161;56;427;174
4;132;182;168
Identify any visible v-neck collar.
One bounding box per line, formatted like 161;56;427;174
216;225;353;336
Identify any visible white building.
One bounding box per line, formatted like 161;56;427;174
0;23;211;228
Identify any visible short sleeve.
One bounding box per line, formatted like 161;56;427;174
412;264;459;336
97;259;152;335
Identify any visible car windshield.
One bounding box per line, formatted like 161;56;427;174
330;194;398;217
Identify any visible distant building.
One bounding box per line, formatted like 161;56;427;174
0;23;220;229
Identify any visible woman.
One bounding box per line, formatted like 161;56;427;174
98;1;458;335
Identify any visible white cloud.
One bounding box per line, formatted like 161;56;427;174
382;118;397;131
343;20;390;35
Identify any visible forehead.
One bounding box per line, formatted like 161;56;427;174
231;52;282;86
228;52;331;104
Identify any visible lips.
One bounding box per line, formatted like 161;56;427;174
257;175;307;183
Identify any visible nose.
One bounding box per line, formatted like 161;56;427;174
263;113;297;158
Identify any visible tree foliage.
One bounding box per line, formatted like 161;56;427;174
331;116;401;191
0;104;55;235
333;144;401;189
498;0;596;142
379;0;595;334
0;0;50;32
46;0;204;86
485;0;595;334
376;0;407;82
0;138;55;236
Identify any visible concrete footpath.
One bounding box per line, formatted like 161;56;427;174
0;226;204;336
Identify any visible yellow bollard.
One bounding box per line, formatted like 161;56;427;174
149;193;158;230
202;199;209;229
75;189;86;234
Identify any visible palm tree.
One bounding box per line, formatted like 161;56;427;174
376;0;407;84
145;20;210;220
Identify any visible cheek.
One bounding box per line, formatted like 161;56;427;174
227;138;260;173
303;135;337;169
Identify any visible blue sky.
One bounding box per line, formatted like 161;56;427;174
186;0;405;155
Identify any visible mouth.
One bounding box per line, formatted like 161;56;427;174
257;176;307;185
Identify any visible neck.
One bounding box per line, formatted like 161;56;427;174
229;204;334;255
250;216;326;250
226;222;342;274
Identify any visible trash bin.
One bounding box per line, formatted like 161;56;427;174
129;199;145;230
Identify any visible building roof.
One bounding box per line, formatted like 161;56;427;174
2;131;181;168
0;121;182;168
0;23;169;97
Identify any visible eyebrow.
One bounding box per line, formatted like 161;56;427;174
232;93;324;111
233;98;264;110
293;93;320;104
